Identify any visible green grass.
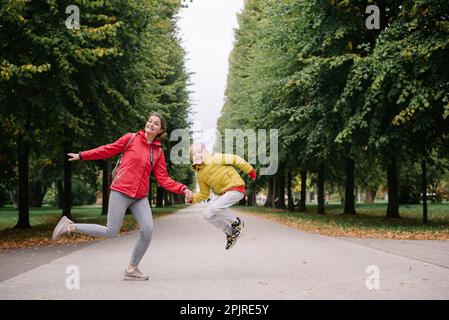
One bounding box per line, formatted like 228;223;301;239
235;202;449;239
0;204;186;249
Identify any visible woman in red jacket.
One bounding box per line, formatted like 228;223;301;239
52;112;193;281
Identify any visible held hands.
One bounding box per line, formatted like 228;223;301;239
184;188;193;203
67;153;81;161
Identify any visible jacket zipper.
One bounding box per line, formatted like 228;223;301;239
147;146;159;168
112;169;125;186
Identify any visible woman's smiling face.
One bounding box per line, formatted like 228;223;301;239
145;115;163;137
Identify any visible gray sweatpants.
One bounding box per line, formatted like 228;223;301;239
74;190;153;266
203;191;245;235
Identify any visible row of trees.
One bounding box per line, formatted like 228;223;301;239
0;0;193;228
218;0;449;221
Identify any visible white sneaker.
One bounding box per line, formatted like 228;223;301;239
123;268;149;281
52;216;73;241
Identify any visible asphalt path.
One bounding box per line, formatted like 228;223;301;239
1;204;448;299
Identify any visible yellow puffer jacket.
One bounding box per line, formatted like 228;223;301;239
191;153;254;204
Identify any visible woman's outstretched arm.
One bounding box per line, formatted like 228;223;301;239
68;133;133;161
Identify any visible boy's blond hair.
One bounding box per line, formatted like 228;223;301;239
189;143;208;165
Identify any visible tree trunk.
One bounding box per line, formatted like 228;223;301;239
344;158;356;214
9;190;18;209
102;160;111;215
275;173;286;209
317;165;325;214
15;138;31;229
62;134;72;219
164;190;172;206
287;171;294;211
56;180;64;209
239;196;247;206
156;186;164;207
171;194;177;205
247;191;253;206
148;195;153;209
386;153;400;218
29;181;47;207
247;191;256;206
264;178;274;207
365;188;377;203
422;158;428;224
300;170;307;212
173;194;182;205
168;191;173;206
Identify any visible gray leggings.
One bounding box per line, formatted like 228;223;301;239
74;190;153;266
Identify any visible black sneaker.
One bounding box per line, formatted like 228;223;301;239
225;234;237;250
231;217;244;235
225;218;244;250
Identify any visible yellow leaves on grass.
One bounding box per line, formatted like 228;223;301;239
0;221;138;250
240;210;449;241
0;234;98;250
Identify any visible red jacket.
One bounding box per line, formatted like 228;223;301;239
80;130;186;199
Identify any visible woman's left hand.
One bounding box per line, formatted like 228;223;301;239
184;188;193;203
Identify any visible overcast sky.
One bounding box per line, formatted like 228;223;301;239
177;0;244;150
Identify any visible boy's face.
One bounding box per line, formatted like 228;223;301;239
190;144;206;164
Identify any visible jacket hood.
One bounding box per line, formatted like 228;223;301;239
191;153;213;171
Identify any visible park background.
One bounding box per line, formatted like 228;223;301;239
1;0;449;250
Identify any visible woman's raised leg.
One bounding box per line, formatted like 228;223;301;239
74;190;133;238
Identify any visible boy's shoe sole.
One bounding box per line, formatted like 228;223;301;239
225;231;243;250
225;236;237;250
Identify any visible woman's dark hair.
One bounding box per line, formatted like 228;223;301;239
147;112;167;140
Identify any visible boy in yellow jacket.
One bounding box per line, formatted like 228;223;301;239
188;143;256;249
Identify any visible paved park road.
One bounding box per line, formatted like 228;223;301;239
1;204;448;299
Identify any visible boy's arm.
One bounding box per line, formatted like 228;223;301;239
191;180;211;204
222;154;256;179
